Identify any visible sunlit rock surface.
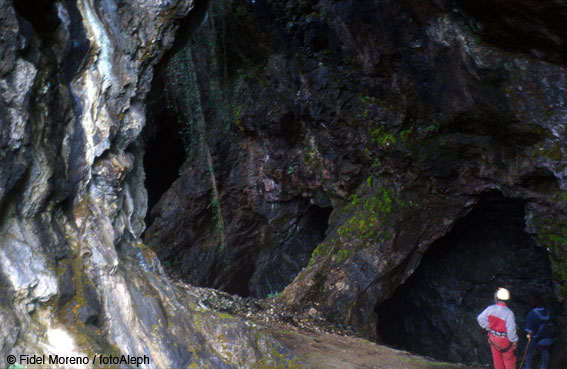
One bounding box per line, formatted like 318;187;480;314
0;0;303;367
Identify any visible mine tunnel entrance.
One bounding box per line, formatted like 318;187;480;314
376;192;559;365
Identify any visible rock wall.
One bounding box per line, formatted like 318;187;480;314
144;0;337;298
143;0;567;365
0;0;302;367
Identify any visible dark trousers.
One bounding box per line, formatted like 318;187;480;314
522;341;550;369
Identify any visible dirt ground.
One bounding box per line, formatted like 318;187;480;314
174;281;487;369
262;321;486;369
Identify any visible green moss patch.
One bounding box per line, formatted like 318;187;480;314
309;178;409;267
533;216;567;294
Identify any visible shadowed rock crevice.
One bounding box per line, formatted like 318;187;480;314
143;84;187;221
13;0;60;35
142;0;215;225
248;204;333;297
376;192;560;365
454;0;567;65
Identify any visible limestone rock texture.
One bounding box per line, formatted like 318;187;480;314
143;0;567;366
0;0;302;367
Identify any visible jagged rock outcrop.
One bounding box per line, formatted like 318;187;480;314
0;0;304;367
144;0;567;366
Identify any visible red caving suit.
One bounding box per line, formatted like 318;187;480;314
477;302;519;369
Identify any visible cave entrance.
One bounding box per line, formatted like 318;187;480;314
245;204;333;298
216;203;333;298
376;192;559;365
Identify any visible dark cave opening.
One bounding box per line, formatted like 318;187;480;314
141;0;216;228
249;204;333;298
376;192;560;365
142;68;187;226
222;203;333;298
14;0;60;34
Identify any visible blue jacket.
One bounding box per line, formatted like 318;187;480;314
525;307;553;345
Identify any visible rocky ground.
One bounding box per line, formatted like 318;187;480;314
173;278;486;369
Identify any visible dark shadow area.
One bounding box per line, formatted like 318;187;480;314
13;0;60;34
142;105;186;223
455;0;567;66
141;0;328;300
244;204;333;298
141;0;213;229
142;62;187;227
376;192;560;365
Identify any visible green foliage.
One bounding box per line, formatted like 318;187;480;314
541;142;563;161
309;180;406;267
234;4;245;17
308;241;329;267
426;124;439;132
165;48;202;158
539;229;567;288
534;216;567;294
357;94;389;122
360;95;371;103
369;126;397;148
287;165;298;175
400;126;414;143
335;249;349;263
162;0;276;271
336;186;395;241
552;191;567;204
267;291;281;298
372;157;381;168
234;105;243;119
345;193;360;211
162;0;254;161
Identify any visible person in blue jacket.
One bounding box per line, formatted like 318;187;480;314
522;295;553;369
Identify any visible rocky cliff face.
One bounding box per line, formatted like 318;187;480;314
143;0;567;366
0;0;302;367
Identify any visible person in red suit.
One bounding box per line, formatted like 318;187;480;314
477;287;518;369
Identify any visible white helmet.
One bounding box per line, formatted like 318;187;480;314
495;287;510;301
